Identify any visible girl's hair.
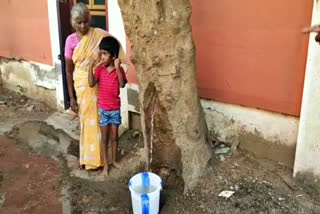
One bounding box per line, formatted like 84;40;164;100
71;3;90;24
99;37;120;58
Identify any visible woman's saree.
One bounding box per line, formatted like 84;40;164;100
72;27;108;169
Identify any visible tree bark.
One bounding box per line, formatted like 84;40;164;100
118;0;211;191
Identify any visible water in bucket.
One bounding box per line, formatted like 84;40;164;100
129;172;162;214
132;185;158;194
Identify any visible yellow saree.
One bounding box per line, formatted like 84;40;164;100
72;27;109;169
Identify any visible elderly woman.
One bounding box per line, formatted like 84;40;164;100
65;3;114;170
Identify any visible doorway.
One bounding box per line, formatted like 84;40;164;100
57;0;108;109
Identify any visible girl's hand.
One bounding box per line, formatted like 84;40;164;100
120;57;130;65
115;58;121;70
94;53;103;67
90;58;103;70
95;60;104;68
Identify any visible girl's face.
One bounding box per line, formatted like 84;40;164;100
100;50;115;66
73;15;90;35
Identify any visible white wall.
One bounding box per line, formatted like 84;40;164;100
202;99;299;167
48;0;65;110
294;0;320;176
108;0;126;53
107;0;129;133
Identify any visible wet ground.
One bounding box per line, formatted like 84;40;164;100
0;136;62;214
1;88;320;214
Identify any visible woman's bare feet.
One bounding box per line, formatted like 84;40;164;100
101;166;109;177
78;164;85;170
112;161;121;170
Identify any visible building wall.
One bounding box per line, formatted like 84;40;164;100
202;99;299;167
119;2;313;166
0;0;52;65
0;1;314;168
0;59;57;108
125;1;312;116
189;0;313;116
0;1;61;109
294;1;320;177
126;84;299;167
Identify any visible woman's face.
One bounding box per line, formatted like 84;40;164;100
73;15;90;35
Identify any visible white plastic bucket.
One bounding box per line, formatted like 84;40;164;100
129;172;163;214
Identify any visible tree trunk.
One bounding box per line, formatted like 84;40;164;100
118;0;211;191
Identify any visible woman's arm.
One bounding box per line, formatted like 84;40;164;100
65;58;78;113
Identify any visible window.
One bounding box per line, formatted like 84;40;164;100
74;0;106;29
76;0;89;5
91;11;106;30
92;0;105;10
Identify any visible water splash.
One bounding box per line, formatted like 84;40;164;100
149;99;157;167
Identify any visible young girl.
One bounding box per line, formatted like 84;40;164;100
88;37;127;177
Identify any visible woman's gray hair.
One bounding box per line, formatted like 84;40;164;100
71;3;90;22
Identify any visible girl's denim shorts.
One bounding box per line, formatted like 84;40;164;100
98;108;121;126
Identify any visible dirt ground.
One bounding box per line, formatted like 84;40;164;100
0;136;62;214
1;88;320;214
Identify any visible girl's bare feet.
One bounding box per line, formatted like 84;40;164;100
112;161;121;170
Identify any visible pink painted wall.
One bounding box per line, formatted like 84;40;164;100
190;0;313;116
0;0;52;65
